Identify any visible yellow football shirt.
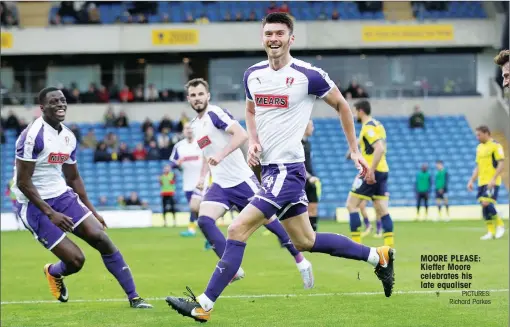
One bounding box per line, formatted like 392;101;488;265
476;139;504;186
359;119;389;173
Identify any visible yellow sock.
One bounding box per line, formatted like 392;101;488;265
486;220;496;235
188;222;196;232
383;232;394;247
351;232;361;244
495;215;505;228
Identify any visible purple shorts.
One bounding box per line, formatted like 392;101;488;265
251;163;309;220
185;189;203;203
15;189;91;250
202;175;260;212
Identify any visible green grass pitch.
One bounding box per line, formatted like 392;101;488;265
1;221;508;327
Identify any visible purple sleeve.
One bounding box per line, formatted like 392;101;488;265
169;145;179;164
243;64;269;101
290;63;333;97
16;125;44;160
208;111;235;131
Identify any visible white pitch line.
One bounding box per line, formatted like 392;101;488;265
1;289;507;305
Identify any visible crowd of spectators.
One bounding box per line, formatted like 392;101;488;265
90;108;190;163
97;191;149;210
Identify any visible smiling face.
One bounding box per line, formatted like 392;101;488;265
262;22;294;60
41;90;67;124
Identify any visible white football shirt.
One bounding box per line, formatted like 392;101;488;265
12;117;78;203
191;104;253;188
169;138;203;192
243;57;335;164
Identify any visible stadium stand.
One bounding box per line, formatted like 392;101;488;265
46;1;486;25
2;115;507;218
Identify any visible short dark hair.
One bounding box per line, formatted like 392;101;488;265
38;87;60;105
494;49;509;67
354;99;371;116
476;125;491;135
262;12;294;34
184;78;209;93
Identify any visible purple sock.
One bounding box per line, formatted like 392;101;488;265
376;220;382;234
198;216;227;259
263;220;303;262
49;261;70;277
204;240;246;302
363;216;370;228
310;233;370;261
102;251;138;300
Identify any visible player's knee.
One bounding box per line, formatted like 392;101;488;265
197;216;211;230
68;251;86;272
346;201;358;213
226;220;249;242
293;235;315;252
92;231;116;254
481;202;490;207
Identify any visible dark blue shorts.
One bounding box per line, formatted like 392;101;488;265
477;185;499;203
435;189;448;199
350;171;389;201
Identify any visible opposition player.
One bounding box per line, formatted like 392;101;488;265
467;125;505;240
434;160;450;220
170;123;204;237
12;87;151;308
415;163;431;220
166;13;395;323
493;49;509;89
184;78;313;287
302;120;320;231
346;100;395;247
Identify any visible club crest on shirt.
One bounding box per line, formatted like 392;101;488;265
65;136;70;145
286;77;294;88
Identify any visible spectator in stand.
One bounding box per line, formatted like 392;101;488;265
1;1;19;27
116;195;126;209
104;106;116;127
157;127;173;159
115;142;133;161
116;111;129;127
223;11;232;21
185;12;193;23
137;13;148;24
87;3;101;24
195;12;210;24
98;196;109;208
144;126;157;146
69;88;81;103
81;83;98;103
141;117;154;133
50;14;62;25
175;112;190;133
145;83;160;102
126;192;142;206
147;140;161;160
266;1;279;14
345;80;365;98
104;132;119;150
70;124;82;144
279;2;290;14
4;110;20;131
119;85;134;103
94;142;112;162
82;128;97;149
161;13;170;23
409;105;425;129
97;85;110;102
332;9;340;20
357;87;369;99
247;11;257;21
234;12;243;22
133;85;144;102
158;115;173;133
132;143;147;160
160;89;171;102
